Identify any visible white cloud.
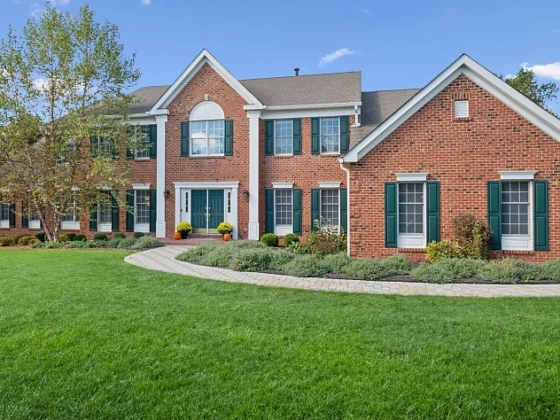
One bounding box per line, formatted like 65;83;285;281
141;0;151;5
522;62;560;80
318;48;357;67
33;78;49;92
360;8;369;14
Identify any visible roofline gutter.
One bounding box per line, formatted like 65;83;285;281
261;102;362;111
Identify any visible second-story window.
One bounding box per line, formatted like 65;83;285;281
320;117;340;154
136;126;151;159
191;120;225;156
274;120;293;155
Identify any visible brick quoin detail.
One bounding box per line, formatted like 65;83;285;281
346;75;560;262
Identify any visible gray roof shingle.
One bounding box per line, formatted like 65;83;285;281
129;85;170;113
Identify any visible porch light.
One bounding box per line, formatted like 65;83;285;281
243;190;250;201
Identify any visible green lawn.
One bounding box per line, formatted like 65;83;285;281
1;251;560;419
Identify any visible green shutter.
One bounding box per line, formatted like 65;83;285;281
9;203;15;228
385;183;397;248
426;182;440;243
534;180;549;251
111;193;119;232
311;189;320;231
340;188;347;233
149;124;157;159
265;189;274;234
22;205;29;228
311;118;320;155
293;189;302;235
224;120;233;156
340;116;349;153
90;137;98;158
487;181;502;250
265;120;274;156
126;190;134;232
180;122;189;156
89;201;98;231
149;189;157;233
293;119;302;155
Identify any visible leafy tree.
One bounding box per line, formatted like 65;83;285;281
502;68;559;113
0;3;141;241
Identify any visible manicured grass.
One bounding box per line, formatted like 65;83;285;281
1;250;560;419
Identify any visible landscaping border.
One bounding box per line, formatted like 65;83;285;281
125;246;560;298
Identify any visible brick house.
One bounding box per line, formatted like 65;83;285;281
3;50;560;261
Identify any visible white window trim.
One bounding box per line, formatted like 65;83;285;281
98;195;113;233
499;171;537;181
320;117;341;155
190;120;226;157
319;181;341;189
396;173;429;182
272;182;294;189
273;188;293;236
397;182;427;249
274;119;294;156
501;180;534;251
132;184;151;190
62;191;80;230
29;220;41;230
319;188;341;229
134;190;150;233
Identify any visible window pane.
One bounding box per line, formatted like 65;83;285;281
208;120;225;155
0;204;9;221
275;189;293;226
320;189;339;227
275;120;293;155
135;190;150;224
501;181;530;236
99;195;112;224
136;126;151;158
398;183;424;234
320;118;339;154
62;193;79;222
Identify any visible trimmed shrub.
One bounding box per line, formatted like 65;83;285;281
65;233;76;241
177;242;224;262
93;233;108;241
288;242;309;255
116;237;136;249
35;232;47;243
113;233;126;239
306;224;347;255
231;249;272;272
0;236;14;247
268;250;296;271
59;234;72;242
283;233;300;248
229;241;267;251
540;259;560;281
411;262;455;284
67;241;91;249
12;234;27;244
43;242;64;249
343;259;394;280
383;254;413;274
72;235;86;242
426;240;463;262
200;249;231;267
453;214;491;260
131;236;161;250
412;258;486;283
261;233;279;247
284;255;329;277
18;235;35;246
322;253;351;273
107;238;123;248
90;240;108;248
478;258;543;283
133;232;145;239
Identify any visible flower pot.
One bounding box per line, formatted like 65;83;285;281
173;232;182;241
180;231;189;239
223;233;232;242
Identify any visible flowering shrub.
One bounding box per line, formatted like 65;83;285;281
425;240;463;262
307;220;346;255
177;221;192;234
217;221;234;235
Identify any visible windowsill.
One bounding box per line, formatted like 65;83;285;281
272;154;294;158
134;157;151;161
320;153;342;157
498;250;537;255
134;224;150;233
397;248;426;253
188;155;226;159
453;117;472;122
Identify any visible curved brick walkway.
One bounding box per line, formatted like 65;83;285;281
124;246;560;298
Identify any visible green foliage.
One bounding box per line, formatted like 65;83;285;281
342;259;394;280
73;235;87;242
0;236;14;247
200;249;231;267
502;68;559;113
12;234;26;244
412;258;486;284
540;260;560;281
176;222;192;234
177;242;223;262
268;250;296;271
426;240;463;262
261;233;279;247
66;241;90;249
116;238;136;249
284;255;329;278
231;249;272;272
133;232;145;239
35;232;47;243
283;233;300;248
59;234;72;242
322;253;351;273
113;233;126;239
478;259;543;284
106;238;123;248
93;233;108;241
383;254;413;274
453;214;491;260
131;237;161;250
287;241;309;255
18;235;35;246
217;222;233;235
307;225;347;255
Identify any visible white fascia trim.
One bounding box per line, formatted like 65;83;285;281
396;173;429;182
319;181;342;188
272;182;294;189
263;102;362;111
128;116;158;125
132;183;151;190
343;54;560;163
173;181;240;189
151;49;263;111
499;171;537;180
261;107;355;120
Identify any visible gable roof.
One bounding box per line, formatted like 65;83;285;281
343;54;560;163
150;49;263;112
129;86;170;114
239;72;362;107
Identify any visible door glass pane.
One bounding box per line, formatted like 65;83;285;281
502;181;529;235
275;190;293;226
398;183;424;234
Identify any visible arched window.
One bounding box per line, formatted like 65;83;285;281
190;101;225;156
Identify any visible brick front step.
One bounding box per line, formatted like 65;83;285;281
158;236;222;246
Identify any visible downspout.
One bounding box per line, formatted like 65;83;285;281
339;158;351;257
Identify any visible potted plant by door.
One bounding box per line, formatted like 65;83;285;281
177;221;192;239
217;222;234;241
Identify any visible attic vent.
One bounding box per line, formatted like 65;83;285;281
454;100;469;118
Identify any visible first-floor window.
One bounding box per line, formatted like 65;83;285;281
502;181;529;236
0;204;10;228
191;120;225;156
275;189;293;231
320;189;340;227
29;207;40;229
135;190;150;228
98;194;112;231
398;183;425;247
62;193;80;229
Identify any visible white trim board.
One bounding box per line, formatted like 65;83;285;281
499;171;537;180
396;173;429;182
343;54;560;163
173;181;240;189
151;49;263;112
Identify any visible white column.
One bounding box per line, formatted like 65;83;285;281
231;186;239;240
247;110;261;240
155;115;167;238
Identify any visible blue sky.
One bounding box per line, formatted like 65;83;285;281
3;0;560;110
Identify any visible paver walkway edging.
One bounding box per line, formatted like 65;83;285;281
124;246;560;298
